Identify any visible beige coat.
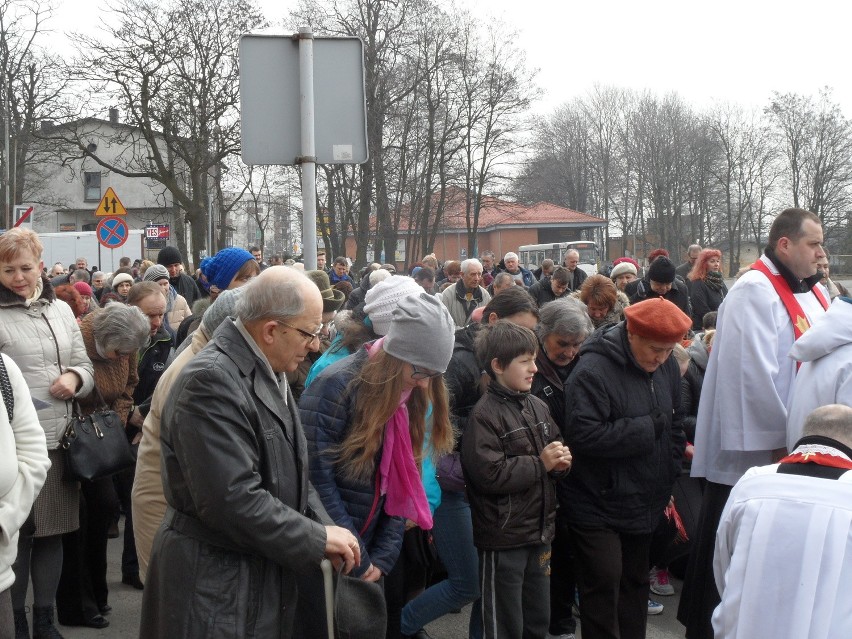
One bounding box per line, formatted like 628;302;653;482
166;292;191;331
132;328;207;581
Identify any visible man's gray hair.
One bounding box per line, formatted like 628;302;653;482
92;303;150;353
460;258;482;274
70;268;90;284
493;272;514;288
236;267;307;323
801;404;852;444
564;249;580;261
481;250;495;259
536;297;594;342
92;271;104;281
688;244;702;254
503;251;519;262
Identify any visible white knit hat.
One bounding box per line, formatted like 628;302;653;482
111;273;134;288
610;262;637;280
363;275;422;336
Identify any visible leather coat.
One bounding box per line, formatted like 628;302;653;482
139;319;330;639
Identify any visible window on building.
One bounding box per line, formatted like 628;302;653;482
84;172;101;201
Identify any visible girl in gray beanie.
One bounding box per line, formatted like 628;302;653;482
299;293;456;637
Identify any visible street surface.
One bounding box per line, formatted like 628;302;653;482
53;521;686;639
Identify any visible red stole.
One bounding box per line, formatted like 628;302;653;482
750;259;829;340
779;450;852;470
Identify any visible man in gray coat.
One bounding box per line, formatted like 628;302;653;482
140;266;360;639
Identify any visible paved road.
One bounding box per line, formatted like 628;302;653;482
52;518;686;639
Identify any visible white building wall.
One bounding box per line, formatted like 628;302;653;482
31;118;179;241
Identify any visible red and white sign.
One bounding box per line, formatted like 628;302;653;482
13;205;34;228
96;216;129;249
145;224;170;239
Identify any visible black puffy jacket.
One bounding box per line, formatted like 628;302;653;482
461;381;562;550
625;276;692;319
444;323;484;441
299;347;404;577
563;322;685;534
528;277;566;307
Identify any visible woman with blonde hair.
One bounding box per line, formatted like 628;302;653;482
688;249;727;331
0;228;95;639
300;293;456;638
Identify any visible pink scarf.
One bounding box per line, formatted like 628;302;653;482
368;339;434;530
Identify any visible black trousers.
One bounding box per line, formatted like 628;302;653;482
57;477;120;622
549;517;577;635
677;481;731;639
113;458;138;577
570;526;651;639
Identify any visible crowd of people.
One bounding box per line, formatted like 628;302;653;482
0;208;848;639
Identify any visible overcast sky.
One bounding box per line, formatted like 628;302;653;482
56;0;852;116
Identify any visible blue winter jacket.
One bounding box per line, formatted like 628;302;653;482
299;348;404;577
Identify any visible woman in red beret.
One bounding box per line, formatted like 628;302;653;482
562;297;691;639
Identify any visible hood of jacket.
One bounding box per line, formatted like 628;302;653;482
0;274;55;308
579;321;637;371
453;322;479;354
687;336;709;371
789;297;852;363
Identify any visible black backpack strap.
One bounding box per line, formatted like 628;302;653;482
0;355;14;422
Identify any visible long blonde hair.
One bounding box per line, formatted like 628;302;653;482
335;349;454;481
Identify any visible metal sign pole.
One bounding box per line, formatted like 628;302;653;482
297;27;317;270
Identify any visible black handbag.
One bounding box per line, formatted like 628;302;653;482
60;391;135;481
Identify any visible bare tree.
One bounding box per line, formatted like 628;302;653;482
455;18;537;256
767;88;852;246
45;0;265;267
0;0;68;226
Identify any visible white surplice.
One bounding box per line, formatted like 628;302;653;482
713;462;852;639
691;255;828;486
786;298;852;450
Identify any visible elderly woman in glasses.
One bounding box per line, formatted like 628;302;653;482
55;303;150;629
300;293;456;637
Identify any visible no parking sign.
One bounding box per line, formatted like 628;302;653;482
97;216;129;249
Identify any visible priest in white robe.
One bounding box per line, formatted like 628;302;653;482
713;404;852;639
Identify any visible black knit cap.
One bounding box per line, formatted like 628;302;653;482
157;246;183;267
647;256;676;284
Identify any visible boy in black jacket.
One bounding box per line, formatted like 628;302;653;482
461;321;572;639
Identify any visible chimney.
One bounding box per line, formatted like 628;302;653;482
108;108;119;124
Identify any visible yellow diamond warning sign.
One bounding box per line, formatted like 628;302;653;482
94;187;128;216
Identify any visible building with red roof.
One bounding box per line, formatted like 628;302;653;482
345;187;606;266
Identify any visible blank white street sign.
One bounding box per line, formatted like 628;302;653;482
240;34;368;165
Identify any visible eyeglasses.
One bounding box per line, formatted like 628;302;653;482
410;365;442;380
277;321;324;345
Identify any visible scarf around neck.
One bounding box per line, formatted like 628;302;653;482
704;270;725;293
368;338;433;530
455;282;483;321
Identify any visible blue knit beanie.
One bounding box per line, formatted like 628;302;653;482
199;247;254;290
